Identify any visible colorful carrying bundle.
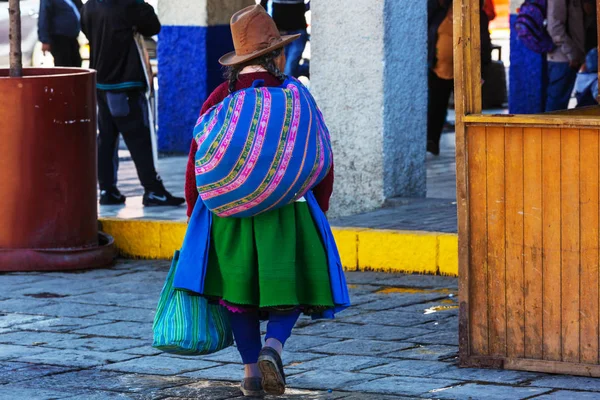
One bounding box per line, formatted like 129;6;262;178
152;251;233;355
194;78;332;218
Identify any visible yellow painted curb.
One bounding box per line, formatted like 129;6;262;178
99;218;458;276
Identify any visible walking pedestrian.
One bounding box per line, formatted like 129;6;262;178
81;0;184;206
427;0;492;155
545;0;586;112
260;0;310;78
38;0;83;67
182;5;348;396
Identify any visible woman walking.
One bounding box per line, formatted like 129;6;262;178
178;5;350;397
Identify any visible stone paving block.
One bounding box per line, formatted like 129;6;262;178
308;339;415;356
324;324;433;341
0;313;49;329
101;354;220;375
0;298;60;314
363;359;450;376
63;391;143;400
10;279;100;297
282;335;343;352
293;322;358;337
56;337;150;352
72;321;151;340
91;307;156;323
65;292;158;309
421;317;458;331
0;331;83;347
534;390;600;399
408;330;458;346
344;271;458;289
153;380;242;400
424;383;552;399
432;365;542;384
120;344;162;356
15;348;138;368
400;300;459;315
354;294;451;311
0;344;51;361
291;355;390;372
0;361;73;385
338;309;441;327
286;369;380;390
389;344;458;361
0;274;50;286
0;386;74;400
347;376;459;396
181;363;244;381
33;301;123;318
530;376;600;391
17;317;111;333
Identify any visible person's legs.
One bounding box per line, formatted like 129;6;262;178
545;61;578;112
97;91;121;194
111;90;164;193
228;310;263;374
264;310;301;353
50;36;69;67
283;30;308;77
427;70;453;155
68;36;82;68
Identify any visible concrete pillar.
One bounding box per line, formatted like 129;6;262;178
157;0;254;152
508;0;546;114
311;0;427;218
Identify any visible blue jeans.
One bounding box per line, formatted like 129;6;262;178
545;61;578;112
228;309;301;364
283;29;309;78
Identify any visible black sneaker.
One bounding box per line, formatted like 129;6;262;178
100;189;126;205
143;190;185;207
258;347;286;396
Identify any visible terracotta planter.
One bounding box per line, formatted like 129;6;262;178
0;68;116;271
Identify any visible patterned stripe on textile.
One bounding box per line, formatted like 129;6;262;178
194;78;332;218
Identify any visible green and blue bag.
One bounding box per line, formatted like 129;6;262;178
152;251;233;355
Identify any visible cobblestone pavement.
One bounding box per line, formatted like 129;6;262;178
98;134;458;232
1;261;599;399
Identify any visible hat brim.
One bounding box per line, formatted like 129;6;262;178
219;34;301;66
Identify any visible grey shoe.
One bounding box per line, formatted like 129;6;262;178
258;347;286;396
241;377;264;397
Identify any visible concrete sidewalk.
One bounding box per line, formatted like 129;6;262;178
1;260;593;399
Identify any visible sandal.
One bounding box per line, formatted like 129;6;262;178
257;347;286;396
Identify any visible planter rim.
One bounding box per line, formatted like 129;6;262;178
0;67;95;80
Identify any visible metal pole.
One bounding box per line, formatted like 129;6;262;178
8;0;22;78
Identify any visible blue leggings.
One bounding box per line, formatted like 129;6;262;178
228;310;301;364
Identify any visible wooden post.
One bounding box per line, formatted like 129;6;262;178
8;0;22;78
455;0;482;365
597;0;599;102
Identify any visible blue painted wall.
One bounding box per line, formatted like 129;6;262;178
157;25;234;153
509;14;547;114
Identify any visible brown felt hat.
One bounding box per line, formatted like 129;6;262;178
219;4;300;66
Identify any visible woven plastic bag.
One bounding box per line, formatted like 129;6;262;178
152;251;233;355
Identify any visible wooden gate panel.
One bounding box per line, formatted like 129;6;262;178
523;127;544;359
542;128;562;361
486;126;507;357
505;127;525;358
468;125;489;356
579;129;599;365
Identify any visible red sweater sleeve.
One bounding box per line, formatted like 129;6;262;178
312;165;334;213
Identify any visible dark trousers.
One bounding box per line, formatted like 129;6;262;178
50;35;81;67
545;61;578;112
97;90;162;193
427;70;454;152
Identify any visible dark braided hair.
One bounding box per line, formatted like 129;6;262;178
224;48;287;93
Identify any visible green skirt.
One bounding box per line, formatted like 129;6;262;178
203;201;334;313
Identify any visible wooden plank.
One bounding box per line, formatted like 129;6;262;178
468;125;489;356
561;128;581;364
505;127;525;358
542;128;562;361
579;129;599;364
464;114;600;128
505;358;600;377
523;127;544;359
486;126;507;357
